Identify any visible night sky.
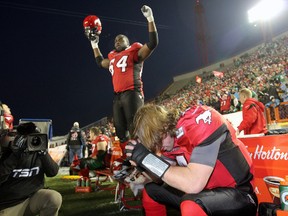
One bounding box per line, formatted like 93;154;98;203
1;0;288;136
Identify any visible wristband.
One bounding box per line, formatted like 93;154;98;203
95;55;103;68
146;32;158;50
131;143;170;178
141;153;170;178
91;41;98;49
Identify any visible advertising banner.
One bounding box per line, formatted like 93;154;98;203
240;134;288;204
48;144;67;165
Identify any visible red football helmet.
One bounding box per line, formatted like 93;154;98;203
83;15;102;35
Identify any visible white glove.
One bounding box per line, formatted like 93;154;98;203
141;5;154;22
90;35;99;49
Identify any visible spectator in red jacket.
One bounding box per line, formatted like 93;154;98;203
237;88;268;135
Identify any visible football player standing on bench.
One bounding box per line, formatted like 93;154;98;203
84;5;158;153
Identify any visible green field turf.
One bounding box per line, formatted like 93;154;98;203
45;174;144;216
45;171;180;216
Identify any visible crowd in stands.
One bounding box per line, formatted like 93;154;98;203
154;35;288;115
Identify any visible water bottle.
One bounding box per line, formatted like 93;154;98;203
279;176;288;211
76;178;81;187
81;177;85;187
86;178;91;187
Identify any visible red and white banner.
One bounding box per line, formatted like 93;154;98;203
213;71;224;78
240;134;288;204
224;112;288;204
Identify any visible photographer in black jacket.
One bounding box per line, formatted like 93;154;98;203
0;122;62;216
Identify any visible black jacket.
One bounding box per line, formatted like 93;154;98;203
67;127;85;147
0;149;59;210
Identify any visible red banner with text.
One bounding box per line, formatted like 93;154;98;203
240;134;288;204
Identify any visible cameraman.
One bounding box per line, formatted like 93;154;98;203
0;122;62;216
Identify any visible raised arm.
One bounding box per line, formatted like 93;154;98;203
138;5;159;62
90;36;110;69
83;15;110;69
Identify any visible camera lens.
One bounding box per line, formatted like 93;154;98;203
31;136;41;146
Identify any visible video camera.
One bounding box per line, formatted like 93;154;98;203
0;122;48;157
15;122;48;152
26;133;48;151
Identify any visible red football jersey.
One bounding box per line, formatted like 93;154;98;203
220;95;231;112
90;134;110;158
163;105;254;190
108;42;143;93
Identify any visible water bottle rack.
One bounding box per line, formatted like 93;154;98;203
75;176;92;193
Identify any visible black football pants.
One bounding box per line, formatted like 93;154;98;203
113;90;144;143
145;182;258;216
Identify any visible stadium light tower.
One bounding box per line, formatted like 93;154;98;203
195;0;209;67
247;0;284;42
